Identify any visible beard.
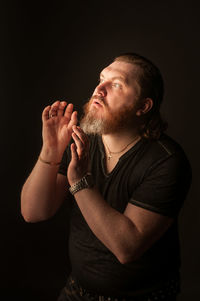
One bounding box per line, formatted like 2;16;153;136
80;96;140;135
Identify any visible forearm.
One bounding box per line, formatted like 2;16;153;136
21;101;78;222
73;187;140;264
21;157;63;222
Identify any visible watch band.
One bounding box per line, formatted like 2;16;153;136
69;173;94;195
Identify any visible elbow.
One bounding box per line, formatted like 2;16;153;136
22;216;34;223
20;203;36;223
20;204;31;223
116;249;143;265
21;210;40;223
21;212;48;223
21;215;36;223
20;195;34;223
21;206;48;223
20;198;53;223
117;254;135;265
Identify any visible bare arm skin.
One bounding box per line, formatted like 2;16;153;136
21;101;77;222
67;126;174;264
73;188;173;264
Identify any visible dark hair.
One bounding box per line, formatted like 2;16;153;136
114;53;168;139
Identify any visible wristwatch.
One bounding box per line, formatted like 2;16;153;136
69;173;94;195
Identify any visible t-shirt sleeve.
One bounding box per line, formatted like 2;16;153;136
129;152;192;218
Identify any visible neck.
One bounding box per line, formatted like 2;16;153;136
102;129;141;154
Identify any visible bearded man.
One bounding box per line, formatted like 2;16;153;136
21;53;192;301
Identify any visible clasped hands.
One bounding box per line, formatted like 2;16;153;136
42;100;90;186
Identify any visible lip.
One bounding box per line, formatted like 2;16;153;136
92;99;104;108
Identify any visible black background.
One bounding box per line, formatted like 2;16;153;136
1;1;199;300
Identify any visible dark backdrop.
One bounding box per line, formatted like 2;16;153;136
1;1;199;300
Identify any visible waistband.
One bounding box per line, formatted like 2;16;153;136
65;274;179;301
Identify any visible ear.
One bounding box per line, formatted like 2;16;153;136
136;98;153;116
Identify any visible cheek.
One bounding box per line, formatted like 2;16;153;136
107;88;124;102
109;92;133;110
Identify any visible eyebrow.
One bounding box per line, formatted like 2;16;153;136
100;73;128;84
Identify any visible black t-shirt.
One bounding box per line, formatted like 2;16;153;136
58;134;192;297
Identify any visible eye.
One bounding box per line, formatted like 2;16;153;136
112;82;121;88
99;78;105;84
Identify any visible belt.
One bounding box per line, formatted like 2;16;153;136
65;275;179;301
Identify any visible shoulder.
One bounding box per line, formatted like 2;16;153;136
130;134;192;217
133;134;192;194
155;134;187;156
140;133;191;170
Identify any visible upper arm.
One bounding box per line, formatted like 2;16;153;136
123;202;174;258
121;148;191;260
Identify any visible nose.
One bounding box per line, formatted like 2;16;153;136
95;81;107;97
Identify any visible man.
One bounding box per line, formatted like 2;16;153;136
21;53;192;301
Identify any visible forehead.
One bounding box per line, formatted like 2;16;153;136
100;61;138;81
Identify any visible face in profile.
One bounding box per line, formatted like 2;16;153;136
80;60;142;135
